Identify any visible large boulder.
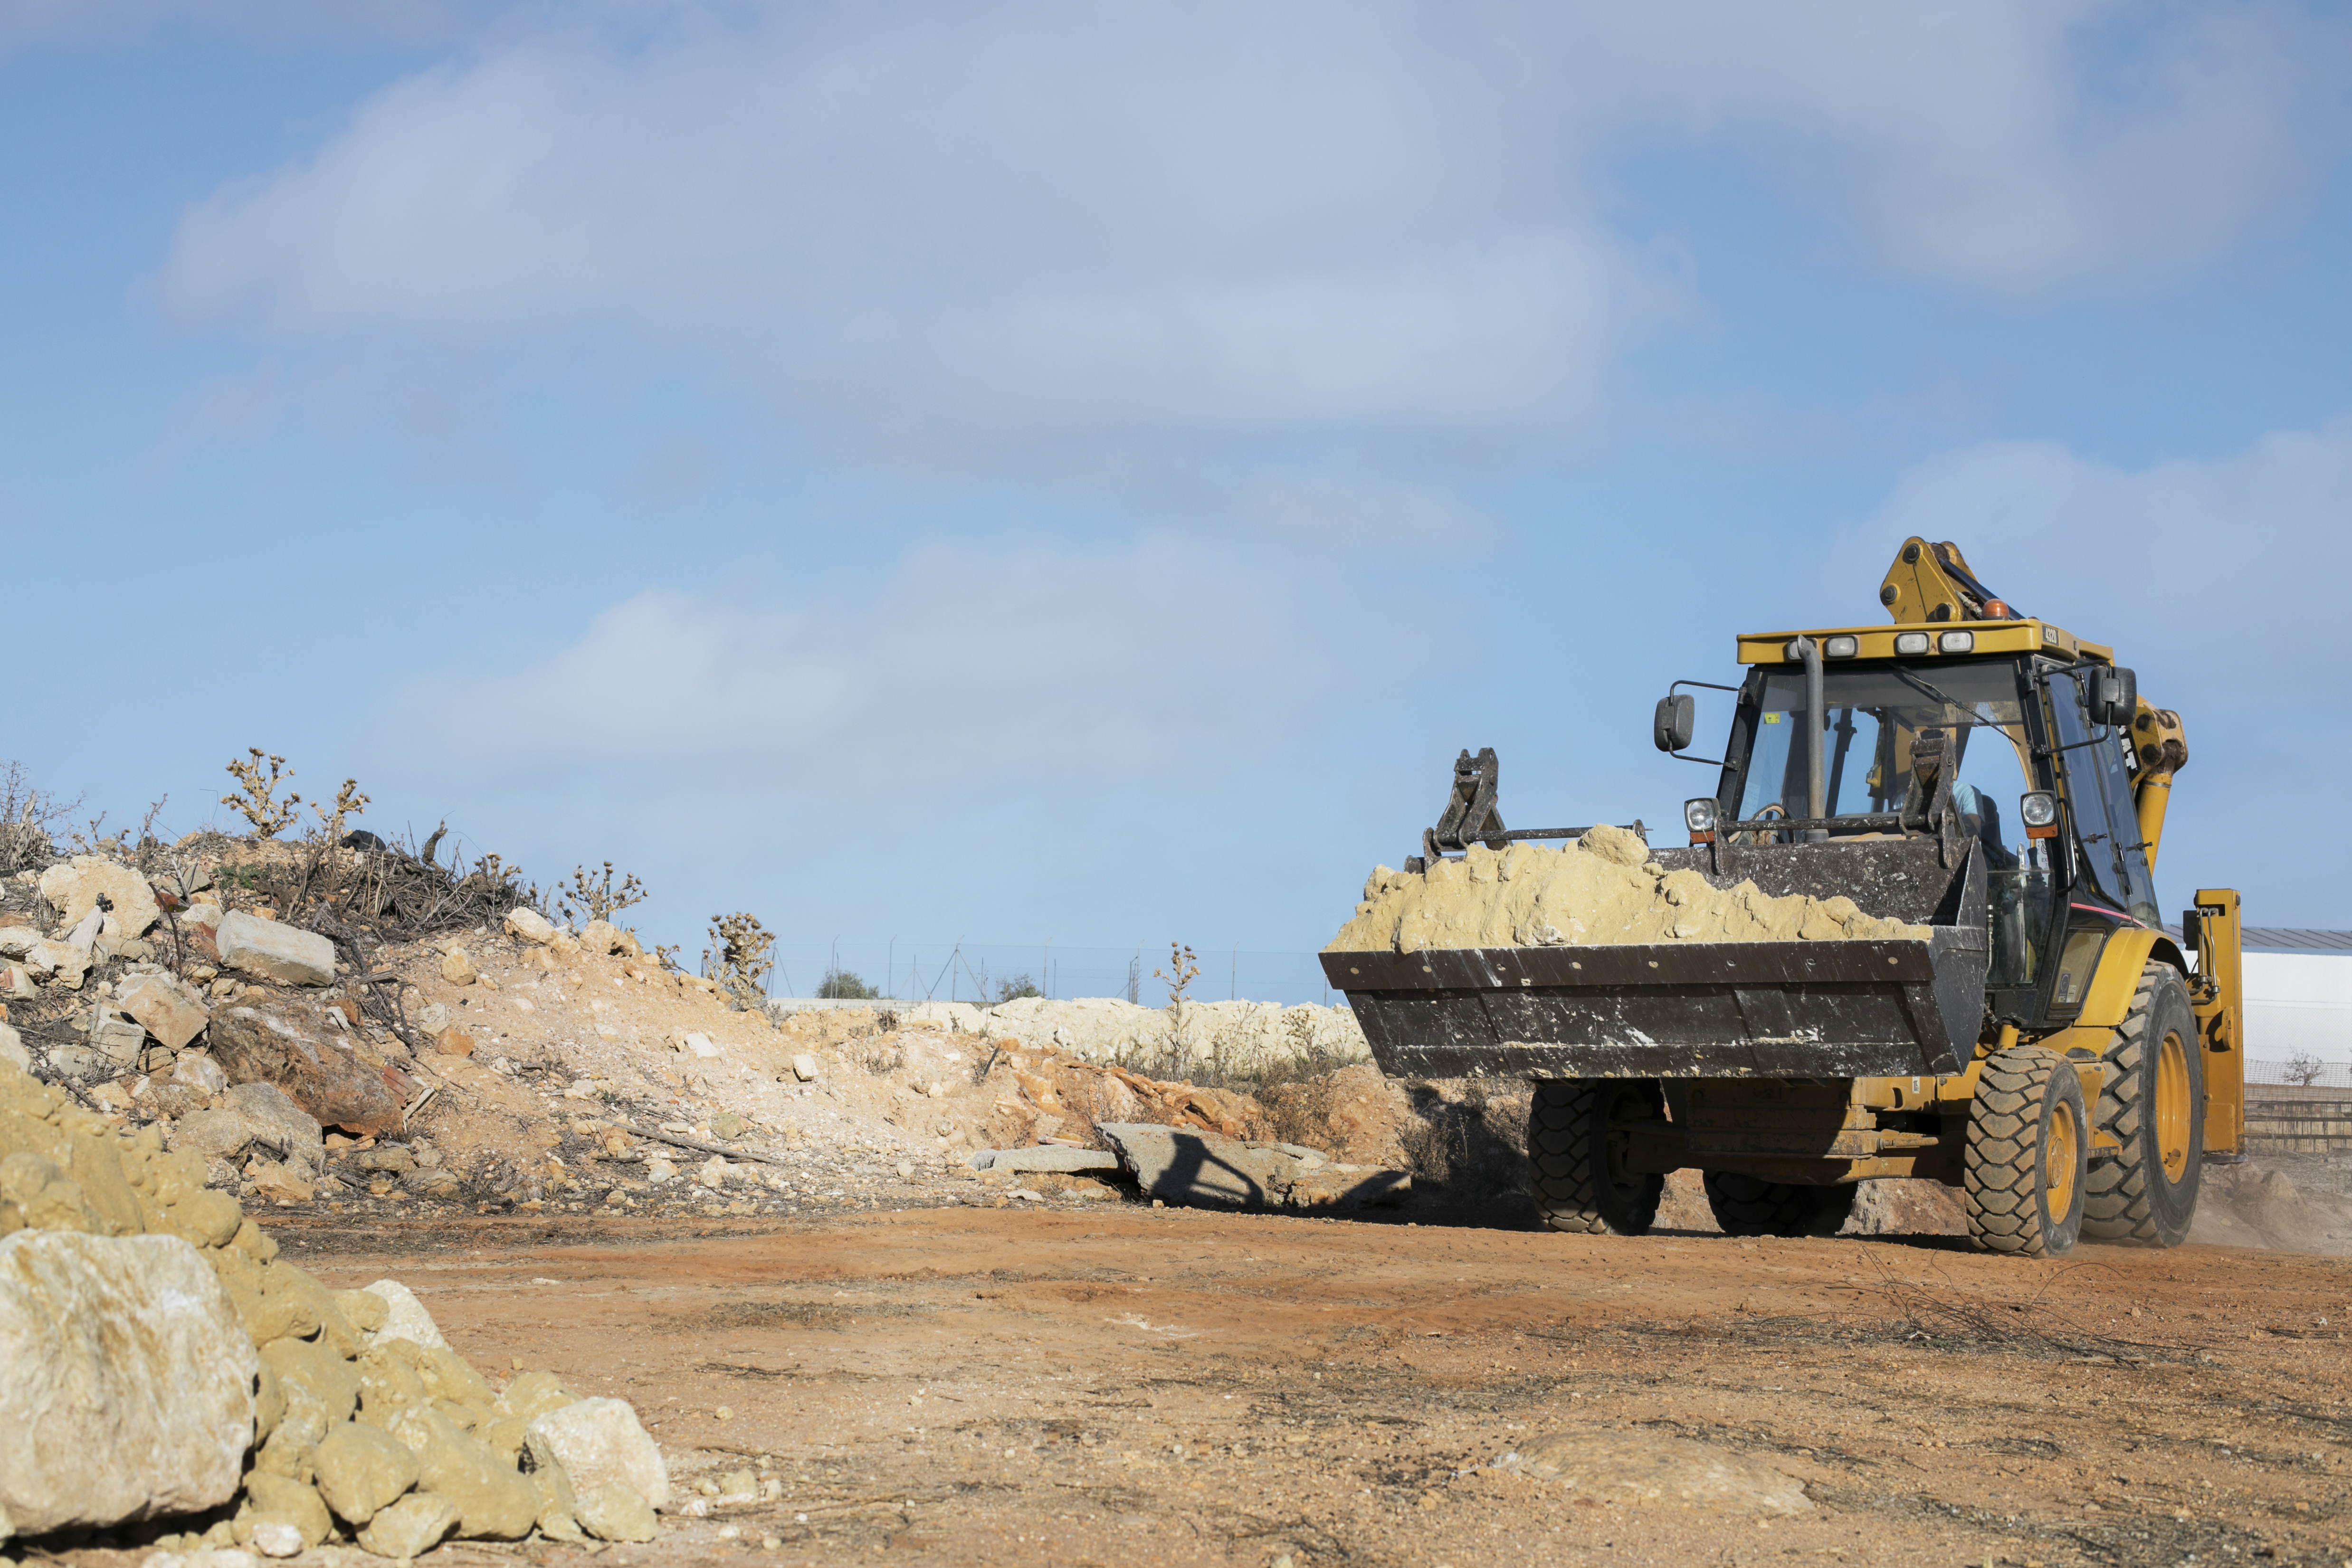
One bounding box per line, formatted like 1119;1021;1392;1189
1094;1123;1408;1211
208;1005;410;1136
215;912;337;987
38;857;162;939
0;1231;257;1535
1094;1123;1294;1208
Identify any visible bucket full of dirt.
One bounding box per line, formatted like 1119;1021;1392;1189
1320;826;1988;1081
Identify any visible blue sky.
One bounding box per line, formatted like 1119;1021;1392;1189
5;2;2351;982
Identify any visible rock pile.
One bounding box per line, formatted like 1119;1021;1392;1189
1326;825;1931;954
0;1059;668;1554
0;852;417;1142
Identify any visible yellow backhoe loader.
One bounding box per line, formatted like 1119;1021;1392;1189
1323;539;2243;1256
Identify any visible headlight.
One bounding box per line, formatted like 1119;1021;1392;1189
2019;791;2057;836
1684;798;1718;834
1938;630;1975;654
1894;631;1930;655
1824;635;1858;658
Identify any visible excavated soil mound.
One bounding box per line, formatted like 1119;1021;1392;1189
1326;825;1930;954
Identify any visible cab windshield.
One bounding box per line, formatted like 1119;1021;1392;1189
1733;658;2056;988
1735;660;2034;836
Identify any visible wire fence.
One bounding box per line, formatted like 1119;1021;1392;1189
2247;1059;2352;1092
760;942;1344;1008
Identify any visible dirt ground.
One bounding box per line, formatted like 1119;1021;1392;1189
26;852;2352;1567
171;1203;2352;1568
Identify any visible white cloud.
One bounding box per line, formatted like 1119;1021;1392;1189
1855;418;2352;920
355;530;1343;808
161;1;2332;466
1865;419;2352;658
344;525;1423;946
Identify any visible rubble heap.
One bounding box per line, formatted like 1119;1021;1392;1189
1326;825;1931;954
0;1059;667;1553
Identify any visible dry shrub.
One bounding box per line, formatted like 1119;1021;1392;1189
1396;1078;1532;1210
0;760;76;876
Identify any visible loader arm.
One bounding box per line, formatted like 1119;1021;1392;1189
2129;698;2190;874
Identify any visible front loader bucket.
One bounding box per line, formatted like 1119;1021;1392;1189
1322;838;1988;1081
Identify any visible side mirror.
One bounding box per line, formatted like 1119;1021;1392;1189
1654;694;1695;753
2090;665;2138;727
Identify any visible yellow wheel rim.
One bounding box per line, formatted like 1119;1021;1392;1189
2155;1030;2193;1184
2047;1096;2079;1218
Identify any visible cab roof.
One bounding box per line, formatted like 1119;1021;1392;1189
1733;619;2113;667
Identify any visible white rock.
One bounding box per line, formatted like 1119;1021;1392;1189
0;1232;256;1535
62;906;105;953
173;1052;229;1094
0;1025;26;1073
696;1157;729;1189
790;1054;817;1082
524;1397;670;1511
24;938;89;988
116;973;211;1052
361;1279;449;1350
248;1520;303;1558
215;912;336;987
678;1033;721;1059
86;1007;148;1068
0;926;39;958
504;907;558;945
38;856;162;939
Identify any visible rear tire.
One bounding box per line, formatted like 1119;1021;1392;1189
2082;962;2203;1247
1702;1174;1856;1237
1527;1079;1663;1236
1964;1045;2087;1257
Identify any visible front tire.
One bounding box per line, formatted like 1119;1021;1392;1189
2082;962;2203;1247
1964;1044;2087;1257
1527;1079;1663;1236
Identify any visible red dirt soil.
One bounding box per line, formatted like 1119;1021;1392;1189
127;1205;2352;1568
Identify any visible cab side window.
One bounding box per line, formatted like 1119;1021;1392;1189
2050;669;2161;927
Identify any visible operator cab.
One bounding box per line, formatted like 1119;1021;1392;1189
1659;615;2162;1033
